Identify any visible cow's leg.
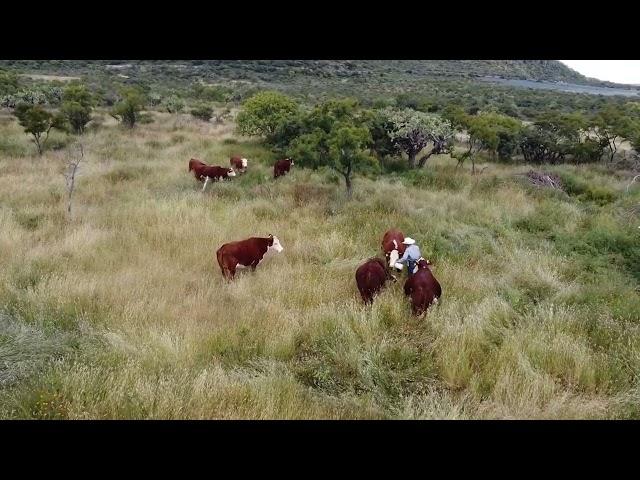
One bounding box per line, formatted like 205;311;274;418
202;176;210;192
222;265;235;281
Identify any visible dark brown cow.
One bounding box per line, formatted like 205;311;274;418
381;229;406;270
216;234;284;280
403;258;441;317
188;158;208;182
355;257;397;305
274;158;294;179
200;165;236;191
230;156;248;173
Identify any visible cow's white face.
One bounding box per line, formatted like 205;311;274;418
228;169;237;177
270;236;284;253
389;249;399;268
241;158;248;168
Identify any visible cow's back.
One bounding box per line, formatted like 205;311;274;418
404;268;441;315
355;258;388;303
218;238;268;266
274;159;292;178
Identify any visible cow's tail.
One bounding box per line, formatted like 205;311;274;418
216;248;224;272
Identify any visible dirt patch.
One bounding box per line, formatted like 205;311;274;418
19;74;80;82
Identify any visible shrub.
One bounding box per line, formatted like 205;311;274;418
190;105;213;122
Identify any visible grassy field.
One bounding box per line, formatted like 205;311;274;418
1;111;639;419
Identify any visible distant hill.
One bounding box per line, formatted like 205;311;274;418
0;60;635;89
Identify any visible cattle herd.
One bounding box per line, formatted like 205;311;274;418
188;155;294;192
188;155;441;317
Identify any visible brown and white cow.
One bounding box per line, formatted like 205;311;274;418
201;165;236;191
403;258;441;317
355;257;397;305
216;234;284;280
381;229;406;270
230;155;248;173
189;158;209;182
274;158;294;179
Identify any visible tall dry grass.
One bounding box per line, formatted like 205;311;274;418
1;111;639;419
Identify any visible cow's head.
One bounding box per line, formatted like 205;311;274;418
241;158;248;168
416;258;432;272
227;168;237;177
268;234;284;253
287;158;294;166
388;249;401;269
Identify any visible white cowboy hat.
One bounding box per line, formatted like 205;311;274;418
402;237;416;245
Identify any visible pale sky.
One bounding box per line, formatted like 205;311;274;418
560;60;640;85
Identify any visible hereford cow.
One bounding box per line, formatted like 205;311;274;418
230;156;248;173
216;234;284;280
274;158;294;179
188;158;209;182
403;258;441;317
355;257;397;305
201;165;236;192
381;229;406;270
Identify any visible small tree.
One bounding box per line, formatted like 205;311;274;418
327;125;376;196
236;91;299;141
13;103;64;155
454;112;522;172
383;108;454;168
190;104;213;122
148;92;162;107
60;83;94;134
593;105;630;163
110;88;145;128
164;95;185;115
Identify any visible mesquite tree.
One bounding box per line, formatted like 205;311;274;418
287;99;376;195
164;95;185;115
593;105;630;163
13;104;64;155
110;88;146;128
383;108;454;168
60;83;94;134
236;91;299;141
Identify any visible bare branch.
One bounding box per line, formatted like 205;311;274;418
627;174;640;193
63;142;85;217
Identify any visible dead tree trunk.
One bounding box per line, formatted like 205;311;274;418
63;143;84;217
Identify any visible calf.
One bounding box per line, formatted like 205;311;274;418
355;257;396;305
230;156;248;173
216;234;284;280
403;258;441;317
274;158;294;179
381;229;406;270
201;165;236;191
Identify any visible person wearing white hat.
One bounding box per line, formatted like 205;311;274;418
396;237;422;277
